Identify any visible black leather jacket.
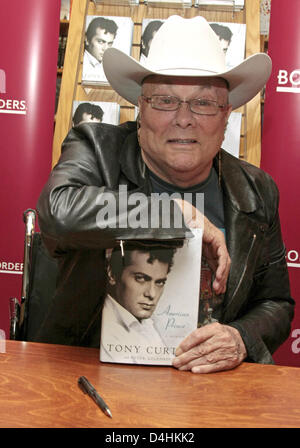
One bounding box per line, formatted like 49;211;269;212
37;122;294;363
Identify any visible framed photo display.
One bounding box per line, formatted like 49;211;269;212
72;101;120;126
82;15;134;86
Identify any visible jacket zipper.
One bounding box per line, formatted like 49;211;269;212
230;233;257;302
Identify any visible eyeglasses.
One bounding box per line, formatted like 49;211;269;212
141;95;228;116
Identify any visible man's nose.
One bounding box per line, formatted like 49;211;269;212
102;42;110;51
174;101;196;128
144;282;156;300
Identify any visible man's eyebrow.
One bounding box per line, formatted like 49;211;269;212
156;277;167;283
133;271;151;280
132;271;167;283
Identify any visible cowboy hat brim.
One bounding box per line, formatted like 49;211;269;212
103;48;272;110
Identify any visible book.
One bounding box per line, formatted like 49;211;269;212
100;229;203;365
140;19;245;71
72;101;120;126
260;0;271;35
55;76;62;113
140;18;165;64
82;15;134;87
92;0;139;5
195;0;244;10
209;21;246;70
57;36;67;69
222;111;242;159
144;0;193;7
60;0;71;21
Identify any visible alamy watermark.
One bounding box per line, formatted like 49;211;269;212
95;186;204;229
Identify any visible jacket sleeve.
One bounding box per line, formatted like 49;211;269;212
37;124;189;255
228;180;295;364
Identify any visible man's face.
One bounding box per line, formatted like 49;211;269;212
87;27;115;62
111;250;169;321
138;76;232;187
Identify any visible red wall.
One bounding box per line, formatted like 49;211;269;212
261;0;300;366
0;0;61;337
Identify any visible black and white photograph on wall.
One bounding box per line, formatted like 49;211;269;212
60;0;71;20
82;15;134;86
140;18;165;64
72;101;120;126
100;229;202;366
140;19;245;71
209;22;246;70
195;0;244;9
145;1;193;8
222;111;242;159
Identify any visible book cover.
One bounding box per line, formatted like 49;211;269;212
195;0;244;10
57;36;67;69
93;0;139;5
144;0;193;7
82;15;134;86
140;19;165;64
260;0;271;35
209;21;246;70
72;101;120;126
222;111;242;158
139;19;245;71
60;0;71;21
100;229;202;365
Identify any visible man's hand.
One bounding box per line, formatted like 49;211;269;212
173;199;231;294
201;215;230;295
172;323;247;373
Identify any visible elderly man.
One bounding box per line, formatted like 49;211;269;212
36;16;294;373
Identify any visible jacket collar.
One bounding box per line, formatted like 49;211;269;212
118;128;149;189
215;150;258;214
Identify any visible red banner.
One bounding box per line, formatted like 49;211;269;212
261;0;300;366
0;1;60;337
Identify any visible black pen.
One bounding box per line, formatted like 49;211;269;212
78;376;112;418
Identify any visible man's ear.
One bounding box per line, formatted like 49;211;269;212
137;95;143;113
107;264;116;286
225;103;232;121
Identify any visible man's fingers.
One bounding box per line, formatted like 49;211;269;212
174;323;220;355
213;251;231;293
172;324;247;373
175;349;240;373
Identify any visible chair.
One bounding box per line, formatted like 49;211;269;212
9;210;58;341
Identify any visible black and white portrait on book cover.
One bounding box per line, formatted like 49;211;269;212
82;15;133;85
100;229;202;365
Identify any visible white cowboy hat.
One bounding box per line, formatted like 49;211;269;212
103;15;271;110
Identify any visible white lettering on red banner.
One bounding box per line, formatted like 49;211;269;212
276;69;300;93
0;98;27;115
291;329;300;354
0;261;23;275
0;68;27;114
286;249;300;268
